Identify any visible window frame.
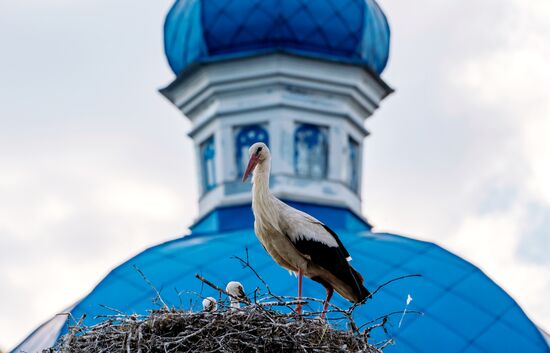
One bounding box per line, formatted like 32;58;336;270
234;124;270;179
293;123;329;180
200;135;217;193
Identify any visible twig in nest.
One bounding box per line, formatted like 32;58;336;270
347;273;422;314
231;249;271;293
231;250;299;315
358;310;424;332
133;264;169;310
369;274;422;298
99;304;127;315
61;314;86;350
195;273;251;307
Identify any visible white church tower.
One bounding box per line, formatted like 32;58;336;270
160;0;392;218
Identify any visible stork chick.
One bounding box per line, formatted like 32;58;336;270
242;142;370;318
225;281;248;309
202;297;217;312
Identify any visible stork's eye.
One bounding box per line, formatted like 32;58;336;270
256;147;263;155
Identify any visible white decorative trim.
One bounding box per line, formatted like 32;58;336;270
161;53;391;218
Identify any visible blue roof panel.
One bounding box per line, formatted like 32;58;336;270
400;315;465;353
429;291;495;339
452;270;515;316
476;319;545;353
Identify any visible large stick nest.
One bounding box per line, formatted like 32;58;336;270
47;307;382;353
45;257;420;353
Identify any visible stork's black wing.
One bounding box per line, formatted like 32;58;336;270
289;228;369;302
277;202;370;301
321;224;351;260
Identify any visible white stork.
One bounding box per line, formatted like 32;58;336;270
242;142;370;318
202;297;217;312
225;281;248;309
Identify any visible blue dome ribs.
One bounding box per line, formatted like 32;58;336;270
164;2;188;72
276;8;301;47
232;4;270;47
164;0;391;75
249;5;278;42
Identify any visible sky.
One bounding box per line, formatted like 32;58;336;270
0;0;549;350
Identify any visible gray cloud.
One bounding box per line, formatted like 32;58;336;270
518;203;550;265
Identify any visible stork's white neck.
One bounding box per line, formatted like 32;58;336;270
251;160;271;197
251;158;281;228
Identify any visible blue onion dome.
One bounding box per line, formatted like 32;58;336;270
14;204;549;353
164;0;391;76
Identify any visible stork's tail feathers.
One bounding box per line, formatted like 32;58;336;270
358;284;371;302
350;267;371;302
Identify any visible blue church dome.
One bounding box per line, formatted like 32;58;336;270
13;204;549;353
164;0;391;75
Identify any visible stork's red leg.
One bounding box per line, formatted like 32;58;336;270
297;270;303;315
321;286;334;319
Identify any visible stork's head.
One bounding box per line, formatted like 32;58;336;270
202;297;217;312
242;142;270;182
225;281;246;299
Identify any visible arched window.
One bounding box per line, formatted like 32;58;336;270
348;138;360;192
235;125;269;178
294;124;328;179
200;136;216;192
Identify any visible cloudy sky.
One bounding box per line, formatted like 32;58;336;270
0;0;549;350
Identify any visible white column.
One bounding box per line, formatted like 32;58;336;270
357;140;364;198
219;124;234;182
276;117;295;175
213;121;223;187
194;140;204;195
328;122;343;181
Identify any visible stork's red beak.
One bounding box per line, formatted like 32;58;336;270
242;155;259;182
